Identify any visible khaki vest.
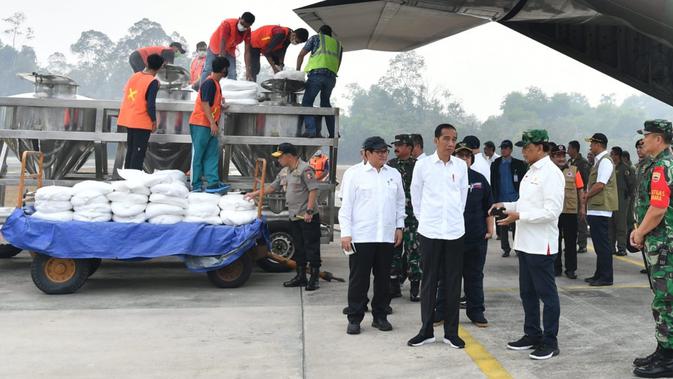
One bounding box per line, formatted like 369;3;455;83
562;166;579;214
588;153;619;211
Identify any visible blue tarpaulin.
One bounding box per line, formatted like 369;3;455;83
1;209;269;272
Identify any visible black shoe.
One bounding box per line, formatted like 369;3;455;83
283;267;307;287
410;280;420;302
529;345;560;360
390;278;402;298
407;333;435;347
589;281;613;287
469;315;488;328
578;247;588;254
565;271;577;279
372;318;393;331
305;267;320;291
346;323;360;335
584;277;597;283
507;335;541;350
385;305;393;315
616;250;628;256
634;355;673;378
634;345;664;367
459;296;467;309
641;269;649;274
501;250;510;257
443;335;465;349
342;305;369;315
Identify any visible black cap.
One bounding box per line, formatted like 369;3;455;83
551;144;567;155
484;141;496;149
391;134;413;146
462;135;480;149
454;142;473;155
169;42;186;54
585;133;608;145
271;143;298;158
500;140;513;149
362;136;391;151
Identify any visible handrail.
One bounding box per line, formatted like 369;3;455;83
252;158;267;219
17;151;44;208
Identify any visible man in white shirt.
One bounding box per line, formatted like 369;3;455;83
484;141;500;164
492;129;565;360
407;124;469;349
339;136;405;335
584;133;618;286
411;134;428;161
463;135;491;184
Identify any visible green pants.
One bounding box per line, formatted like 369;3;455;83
190;124;220;190
646;244;673;348
390;218;422;282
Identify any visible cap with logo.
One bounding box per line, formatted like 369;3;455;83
462;135;480;149
637;119;673;138
515;129;550;147
271;142;298;158
551;143;567;155
362;136;391;151
454;142;473;155
584;133;608;145
391;134;413;146
169;42;186;54
500;139;513;149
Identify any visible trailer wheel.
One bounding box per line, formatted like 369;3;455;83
0;244;21;259
207;253;253;288
256;220;294;273
31;254;89;294
88;258;102;277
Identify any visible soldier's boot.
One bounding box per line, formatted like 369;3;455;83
634;348;673;378
283;266;307;287
305;267;320;291
634;345;664;367
390;277;402;298
409;280;420;302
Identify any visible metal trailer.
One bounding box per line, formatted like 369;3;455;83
0;95;340;275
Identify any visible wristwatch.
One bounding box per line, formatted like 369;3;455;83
306;209;314;215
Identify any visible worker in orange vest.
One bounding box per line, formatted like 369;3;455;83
129;42;185;73
249;26;308;81
201;12;255;83
309;150;330;182
190;41;207;90
188;56;230;193
118;54;164;170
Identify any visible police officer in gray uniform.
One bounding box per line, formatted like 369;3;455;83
246;143;322;290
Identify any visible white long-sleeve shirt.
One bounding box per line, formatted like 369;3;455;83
472;153;491;184
338;161;365;200
338;163;405;243
504;155;565;255
411;151;469;240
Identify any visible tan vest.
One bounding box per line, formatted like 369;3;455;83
588;153;619;211
562;166;579;214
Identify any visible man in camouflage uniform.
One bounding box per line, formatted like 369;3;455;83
631;120;673;378
635;138;653;274
387;134;422;301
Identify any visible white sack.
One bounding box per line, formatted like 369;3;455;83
112;213;147;224
273;70;306;81
186;203;220;218
150;183;189;198
110;202;147;217
220;78;258;91
74;203;112;214
149;193;189;209
32;211;73;222
221;88;257;99
145;203;185;218
35;186;74;202
72;180;113;195
73;213;112;222
219;209;257;226
148;215;183;225
187;192;221;205
71;191;109;207
111;180;150;195
183;216;223;225
35;200;73;213
107;192;148;204
225;98;258;106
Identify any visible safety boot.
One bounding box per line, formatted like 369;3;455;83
283;266;307;287
305;267;320;291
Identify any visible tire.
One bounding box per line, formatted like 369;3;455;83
30;254;90;294
0;244;21;259
88;258;102;277
256;220;294;273
207;253;253;288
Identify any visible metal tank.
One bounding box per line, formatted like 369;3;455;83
0;73;97;179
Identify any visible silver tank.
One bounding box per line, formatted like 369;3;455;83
1;73;97;179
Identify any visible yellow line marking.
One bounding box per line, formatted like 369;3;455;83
486;283;648;293
587;245;644;268
459;326;513;379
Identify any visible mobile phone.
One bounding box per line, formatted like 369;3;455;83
343;243;356;256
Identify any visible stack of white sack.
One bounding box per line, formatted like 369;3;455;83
220;78;258;106
184;193;222;225
32;185;75;222
70;181;113;222
218;192;257;226
108;184;148;224
147;181;189;224
273;69;306;82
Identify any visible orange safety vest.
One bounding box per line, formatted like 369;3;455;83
251;25;290;53
310;155;328;178
190;56;206;85
209;19;250;56
118;72;156;130
137;46;169;64
189;76;223;127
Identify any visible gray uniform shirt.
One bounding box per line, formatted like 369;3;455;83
270;160;320;218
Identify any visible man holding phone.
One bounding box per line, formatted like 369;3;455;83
339;136;406;335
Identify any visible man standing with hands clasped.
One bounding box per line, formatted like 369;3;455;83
492;129;565;360
407;124;469;349
339;136;405;335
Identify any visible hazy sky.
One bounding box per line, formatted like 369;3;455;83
3;0;643;120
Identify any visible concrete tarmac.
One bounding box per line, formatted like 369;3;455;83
0;238;656;378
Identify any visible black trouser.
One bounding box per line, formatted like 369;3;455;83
518;251;560;349
124;127;151;170
419;235;464;338
588;215;613;282
498;223;516;252
129;51;145;73
437;240;487;320
577;213;589;250
290;214;321;269
347;242;393;323
249;48;281;82
556;213;578;273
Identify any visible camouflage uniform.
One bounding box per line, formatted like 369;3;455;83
387;157;422;281
634;121;673;349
